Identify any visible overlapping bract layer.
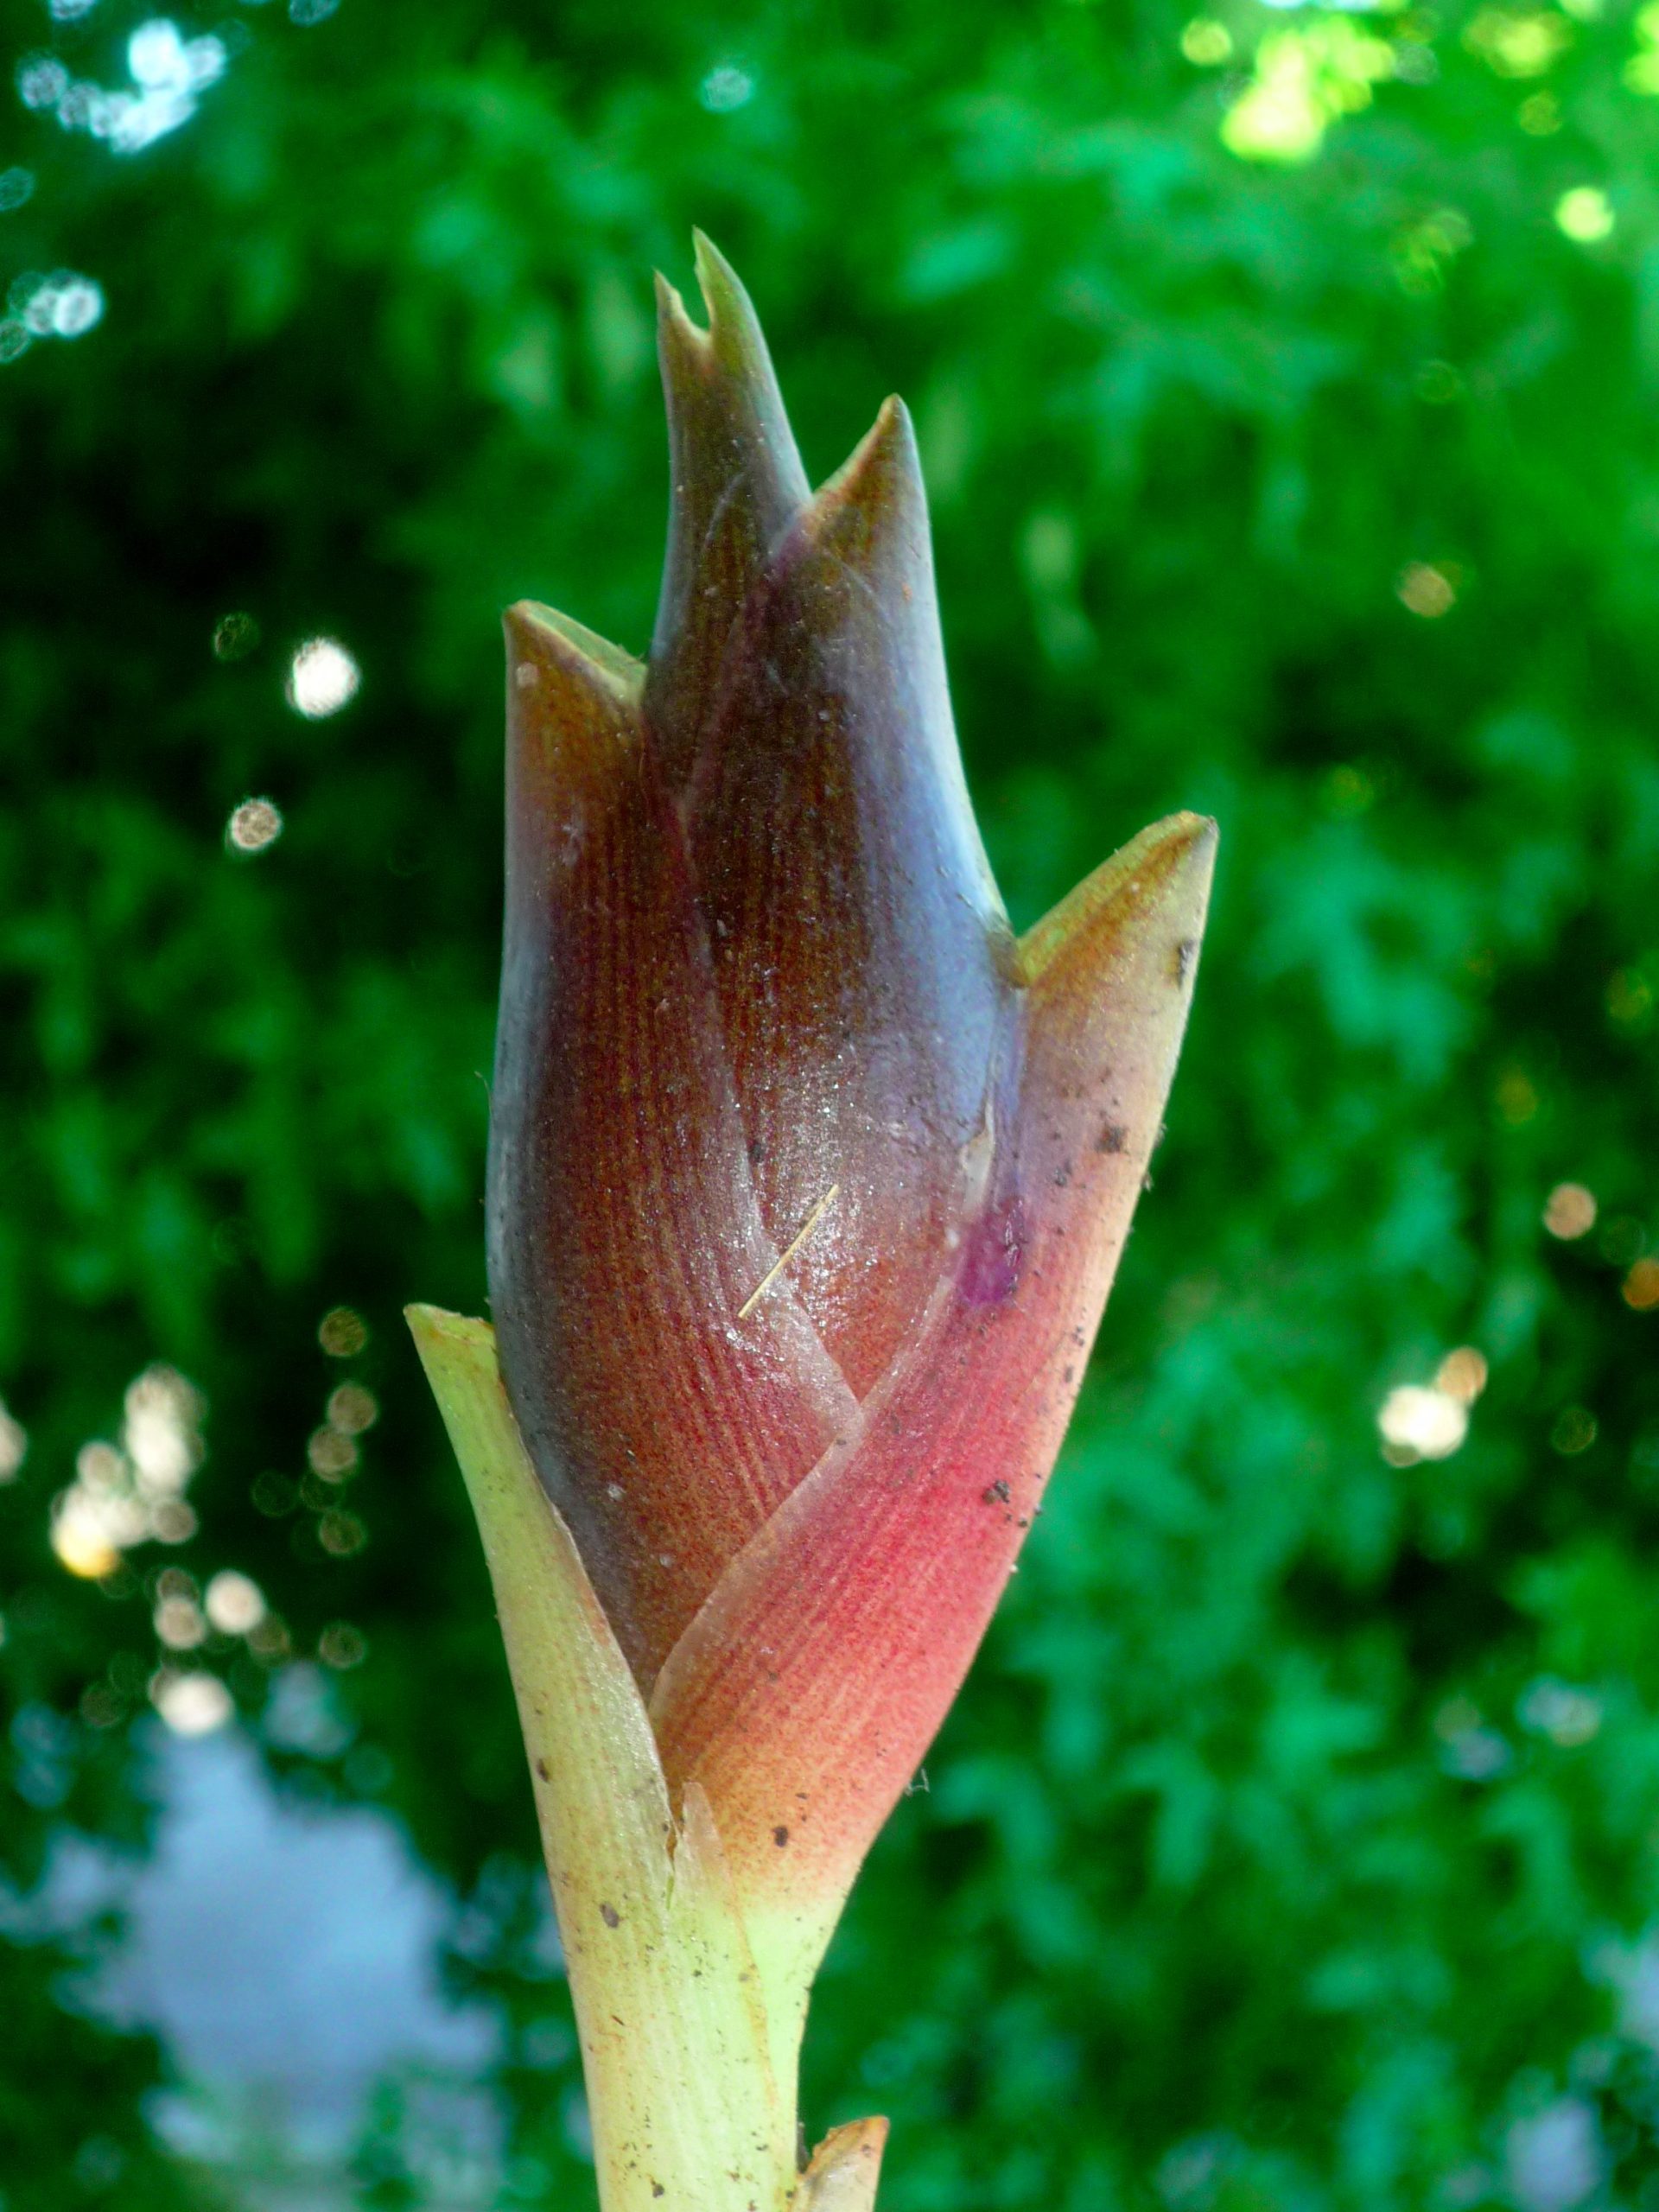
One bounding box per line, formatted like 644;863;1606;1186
486;235;1215;1990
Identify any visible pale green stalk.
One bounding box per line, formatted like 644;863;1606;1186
407;1304;886;2212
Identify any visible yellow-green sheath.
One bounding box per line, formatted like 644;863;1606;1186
408;1306;883;2211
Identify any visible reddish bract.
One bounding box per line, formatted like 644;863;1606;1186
486;235;1214;1955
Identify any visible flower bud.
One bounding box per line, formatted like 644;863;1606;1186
463;233;1214;2152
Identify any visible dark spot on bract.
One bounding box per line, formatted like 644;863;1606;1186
983;1478;1011;1504
958;1192;1028;1306
535;1758;551;1781
1096;1121;1127;1154
601;1903;620;1929
773;1825;790;1847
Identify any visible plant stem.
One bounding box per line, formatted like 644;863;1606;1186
408;1306;886;2212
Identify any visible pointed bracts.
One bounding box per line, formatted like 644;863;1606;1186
464;238;1216;2195
647;232;810;782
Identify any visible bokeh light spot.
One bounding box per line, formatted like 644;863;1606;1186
1414;359;1464;405
1465;9;1572;79
285;636;360;718
319;1306;369;1357
16;56;71;110
1391;208;1474;296
1555;186;1614;243
1181;18;1232;65
699;62;754;111
1320;763;1375;817
226;797;283;852
251;1470;297;1516
1630;2;1659;92
1599;1213;1645;1266
1544;1181;1597;1239
205;1569;266;1633
80;1681;125;1728
8;271;105;345
0;1398;27;1482
124;1364;202;1492
1378;1384;1470;1463
1434;1696;1512;1780
46;278;103;337
1606;967;1653;1025
247;1613;291;1662
308;1425;358;1479
1623;1258;1659;1312
1495;1067;1539;1124
319;1620;368;1669
1517;1675;1603;1745
1551;1405;1598;1456
52;1492;122;1579
1222;22;1395;165
48;1373;205;1579
151;1498;196;1542
29;21;231;156
1397;561;1457;618
327;1383;378;1434
1436;1347;1489;1404
155;1592;207;1649
213;610;260;661
1505;2099;1602;2212
319;1509;367;1556
152;1669;232;1735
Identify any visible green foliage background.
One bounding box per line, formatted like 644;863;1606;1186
3;0;1659;2204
